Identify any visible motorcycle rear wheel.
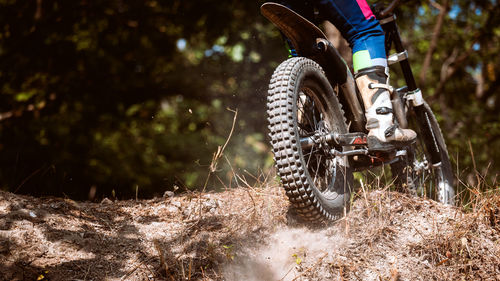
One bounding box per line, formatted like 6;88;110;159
267;57;353;222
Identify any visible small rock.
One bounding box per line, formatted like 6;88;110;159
203;199;218;211
167;206;179;213
29;211;37;218
171;201;181;208
101;198;113;204
163;191;175;198
50;203;61;209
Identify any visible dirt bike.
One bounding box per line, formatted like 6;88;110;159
262;0;455;222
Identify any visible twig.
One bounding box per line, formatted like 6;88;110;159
153;240;174;280
208;108;238;175
214;174;229;190
200;266;206;280
292;252;328;281
120;256;155;280
14;167;44;193
235;174;252;189
224;155;239;189
359;178;370;216
279;265;296;281
142;259;157;280
180;259;186;280
197;108;238;221
244;187;257;216
243;169;261;185
83;264;91;280
411;224;428;242
390;267;399;281
429;0;443;10
188;258;193;280
260;167;274;187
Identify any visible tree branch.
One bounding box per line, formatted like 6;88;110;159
418;0;449;88
433;43;474;96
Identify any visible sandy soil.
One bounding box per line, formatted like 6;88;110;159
0;185;499;280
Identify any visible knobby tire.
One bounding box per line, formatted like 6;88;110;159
267;57;353;222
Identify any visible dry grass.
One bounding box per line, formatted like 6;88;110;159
294;168;499;280
147;184;290;280
1;127;498;280
0;172;498;280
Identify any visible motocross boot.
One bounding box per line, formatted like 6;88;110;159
355;66;417;152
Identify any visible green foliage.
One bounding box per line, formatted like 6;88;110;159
0;0;283;199
392;0;500;186
222;244;235;260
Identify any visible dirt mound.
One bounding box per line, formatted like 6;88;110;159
225;190;500;281
0;186;498;280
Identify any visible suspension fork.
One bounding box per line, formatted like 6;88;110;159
379;14;442;165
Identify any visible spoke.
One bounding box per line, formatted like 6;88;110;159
313;154;322;184
306;144;317;167
312;100;318;128
295;86;338;195
298;92;317;131
303;148;320;158
325;161;334;191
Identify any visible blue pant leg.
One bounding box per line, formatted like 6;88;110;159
314;0;387;70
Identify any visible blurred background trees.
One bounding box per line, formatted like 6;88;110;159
0;0;498;200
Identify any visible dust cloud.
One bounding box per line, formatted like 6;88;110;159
223;226;345;281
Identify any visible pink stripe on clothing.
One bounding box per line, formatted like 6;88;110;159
355;0;375;20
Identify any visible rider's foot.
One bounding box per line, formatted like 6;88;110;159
355;66;417;152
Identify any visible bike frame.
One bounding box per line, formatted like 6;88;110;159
374;5;444;166
262;1;455;218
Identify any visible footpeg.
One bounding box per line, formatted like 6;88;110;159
330;148;368;157
300;132;368;150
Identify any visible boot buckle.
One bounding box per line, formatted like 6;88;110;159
384;124;398;137
376;107;393;115
368;83;394;93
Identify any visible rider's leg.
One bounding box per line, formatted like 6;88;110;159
314;0;386;72
314;0;416;151
355;66;416;151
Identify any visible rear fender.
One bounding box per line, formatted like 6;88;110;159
261;2;365;131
